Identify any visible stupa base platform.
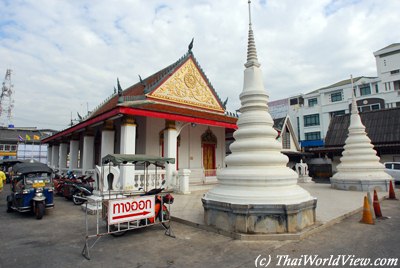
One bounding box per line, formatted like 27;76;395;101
202;198;317;234
330;178;392;192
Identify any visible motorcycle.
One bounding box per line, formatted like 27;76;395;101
72;175;94;205
62;171;80;200
53;172;65;196
6;162;54;220
141;185;174;229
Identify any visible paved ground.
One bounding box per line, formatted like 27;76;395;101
172;182;372;227
0;184;399;268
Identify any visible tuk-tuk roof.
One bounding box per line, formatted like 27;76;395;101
0;159;40;166
102;154;175;167
13;162;53;174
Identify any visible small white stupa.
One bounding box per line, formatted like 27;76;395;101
330;76;393;191
296;159;313;183
202;1;316;234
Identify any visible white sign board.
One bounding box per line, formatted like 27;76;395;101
108;196;155;225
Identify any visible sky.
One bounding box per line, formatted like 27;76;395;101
0;0;399;130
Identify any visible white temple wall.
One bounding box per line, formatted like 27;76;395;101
186;125;225;170
178;127;190;169
188;125;203;169
144;117;164;156
115;116;227;178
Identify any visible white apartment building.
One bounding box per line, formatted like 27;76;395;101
270;43;400;149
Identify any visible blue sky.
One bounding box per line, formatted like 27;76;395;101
0;0;399;130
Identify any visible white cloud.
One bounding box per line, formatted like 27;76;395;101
0;0;399;130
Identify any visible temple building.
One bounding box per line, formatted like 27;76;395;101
42;45;238;187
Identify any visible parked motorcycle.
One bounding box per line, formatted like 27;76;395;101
72;175;94;205
53;172;65;196
141;185;174;229
62;172;79;200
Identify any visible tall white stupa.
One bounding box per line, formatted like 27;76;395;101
331;77;393;191
202;1;316;234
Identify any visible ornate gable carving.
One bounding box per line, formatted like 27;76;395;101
148;58;224;112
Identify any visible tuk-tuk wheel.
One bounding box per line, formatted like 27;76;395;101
35;202;45;220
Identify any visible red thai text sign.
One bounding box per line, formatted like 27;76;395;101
108;196;155;225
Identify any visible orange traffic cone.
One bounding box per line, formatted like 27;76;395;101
373;190;383;218
388;181;398;200
360;196;374;225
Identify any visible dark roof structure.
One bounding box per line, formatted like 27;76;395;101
324;107;400;149
273;117;286;131
0;127;57;143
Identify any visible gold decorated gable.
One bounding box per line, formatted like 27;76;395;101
148;58;224;112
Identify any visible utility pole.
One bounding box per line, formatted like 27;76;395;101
0;69;15;127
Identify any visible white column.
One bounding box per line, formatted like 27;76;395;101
164;121;177;188
59;143;68;170
69;140;79;169
52;145;59;169
178;169;191;194
101;122;115;159
82;135;94;174
47;146;52;167
120;117;136;191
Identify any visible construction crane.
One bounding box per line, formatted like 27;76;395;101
0;69;15;127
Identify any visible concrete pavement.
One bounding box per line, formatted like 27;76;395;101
171;182;396;239
0;182;399;267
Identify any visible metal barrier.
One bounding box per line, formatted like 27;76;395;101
81;191;174;260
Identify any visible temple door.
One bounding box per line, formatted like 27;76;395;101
201;128;217;177
203;144;216;176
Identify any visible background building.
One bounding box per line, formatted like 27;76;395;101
317;107;400;173
0;127;57;163
269;43;400;150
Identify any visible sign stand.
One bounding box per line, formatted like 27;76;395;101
81;154;176;260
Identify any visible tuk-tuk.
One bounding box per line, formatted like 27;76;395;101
6;162;54;219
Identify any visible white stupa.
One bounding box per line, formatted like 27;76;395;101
331;77;393;191
202;1;316;234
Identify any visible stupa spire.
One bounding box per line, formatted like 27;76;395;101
245;0;260;68
202;0;316;235
350;75;358;115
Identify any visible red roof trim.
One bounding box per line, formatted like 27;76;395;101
43;107;237;143
119;106;237;129
42;108;120;143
